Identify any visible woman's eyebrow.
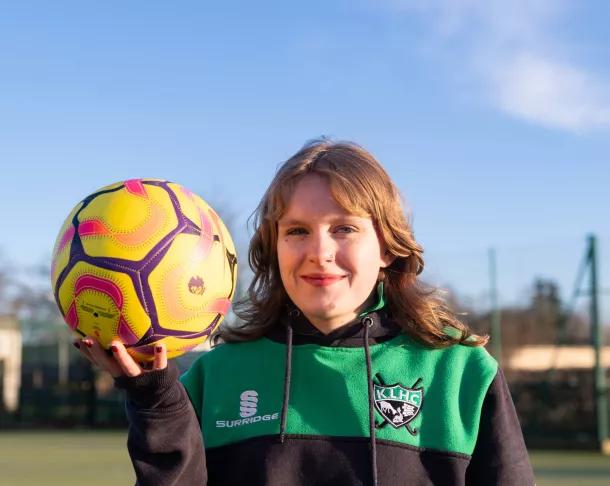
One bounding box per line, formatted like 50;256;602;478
278;215;361;227
277;218;306;227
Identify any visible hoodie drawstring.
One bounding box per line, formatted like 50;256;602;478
279;311;379;485
280;320;294;443
363;315;378;486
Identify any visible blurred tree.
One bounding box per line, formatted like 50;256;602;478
8;259;63;344
459;277;590;356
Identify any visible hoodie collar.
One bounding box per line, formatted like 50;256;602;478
265;282;402;347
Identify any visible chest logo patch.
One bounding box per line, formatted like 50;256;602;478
373;375;423;436
215;389;280;428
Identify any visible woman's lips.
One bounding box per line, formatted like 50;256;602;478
301;274;346;287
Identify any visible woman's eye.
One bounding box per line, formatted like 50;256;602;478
286;228;307;236
335;225;357;234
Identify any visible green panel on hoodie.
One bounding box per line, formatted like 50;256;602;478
180;334;497;455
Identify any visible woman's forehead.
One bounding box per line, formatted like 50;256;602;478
280;174;368;219
277;201;371;226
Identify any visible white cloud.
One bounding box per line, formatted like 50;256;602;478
384;0;610;132
489;53;610;131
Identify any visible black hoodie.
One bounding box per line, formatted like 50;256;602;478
115;310;535;485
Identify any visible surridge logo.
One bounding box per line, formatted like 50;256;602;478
215;389;279;428
239;390;258;418
373;374;423;436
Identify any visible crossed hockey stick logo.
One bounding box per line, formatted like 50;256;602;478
373;373;423;436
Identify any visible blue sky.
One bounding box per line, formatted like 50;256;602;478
1;0;609;319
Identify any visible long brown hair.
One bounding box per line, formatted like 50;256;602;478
221;139;488;348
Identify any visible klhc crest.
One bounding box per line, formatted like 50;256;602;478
373;375;423;436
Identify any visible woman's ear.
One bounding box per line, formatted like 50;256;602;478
374;224;397;268
381;248;397;269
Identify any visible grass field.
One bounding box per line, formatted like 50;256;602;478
1;431;609;485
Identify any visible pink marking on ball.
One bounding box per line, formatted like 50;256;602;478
56;226;75;257
52;226;75;281
207;208;225;248
118;316;139;345
124;179;148;198
208;298;231;316
113;202;165;246
78;219;109;237
74;275;124;309
199;206;213;241
180;186;194;198
65;302;79;330
190;207;214;261
179;187;215;261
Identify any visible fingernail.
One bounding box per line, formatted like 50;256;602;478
73;342;80;349
110;345;118;353
84;340;93;349
155;345;162;353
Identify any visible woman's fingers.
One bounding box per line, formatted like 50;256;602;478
73;339;95;365
74;337;165;378
83;337;125;378
153;343;168;370
109;341;144;378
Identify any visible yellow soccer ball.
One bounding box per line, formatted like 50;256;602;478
51;179;237;361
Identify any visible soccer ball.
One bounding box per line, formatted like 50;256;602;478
51;179;238;361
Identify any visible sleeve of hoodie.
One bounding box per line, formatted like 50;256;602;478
114;362;206;486
466;367;536;486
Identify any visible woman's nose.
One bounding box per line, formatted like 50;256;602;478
307;233;336;264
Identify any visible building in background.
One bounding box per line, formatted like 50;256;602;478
0;315;21;413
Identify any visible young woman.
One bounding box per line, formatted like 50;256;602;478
77;140;535;485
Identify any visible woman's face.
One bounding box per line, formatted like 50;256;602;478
277;174;392;333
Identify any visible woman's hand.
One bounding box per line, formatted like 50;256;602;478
74;337;167;378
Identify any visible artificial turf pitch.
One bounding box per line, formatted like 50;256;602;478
0;431;609;485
